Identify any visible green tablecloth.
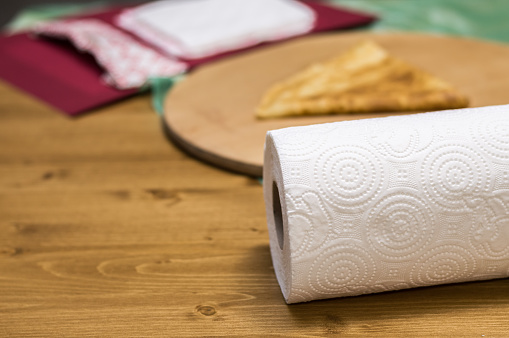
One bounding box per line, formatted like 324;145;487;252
331;0;509;44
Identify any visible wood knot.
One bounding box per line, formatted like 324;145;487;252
196;305;216;316
41;169;69;181
0;246;23;257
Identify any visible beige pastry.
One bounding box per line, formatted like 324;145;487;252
256;40;469;119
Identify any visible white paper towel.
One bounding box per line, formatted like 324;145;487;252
264;104;509;304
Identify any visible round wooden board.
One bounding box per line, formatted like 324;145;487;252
163;32;509;176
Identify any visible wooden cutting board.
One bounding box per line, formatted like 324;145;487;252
163;32;509;176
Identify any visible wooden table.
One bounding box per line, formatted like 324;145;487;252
1;80;508;337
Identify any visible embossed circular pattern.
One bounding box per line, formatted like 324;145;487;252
308;243;376;295
287;213;315;257
366;192;434;261
315;145;384;210
288;288;314;303
285;190;331;258
469;214;509;259
473;116;509;161
275;124;337;158
367;123;433;160
410;244;476;286
421;144;491;210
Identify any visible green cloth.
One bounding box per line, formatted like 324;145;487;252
329;0;509;44
5;2;108;32
148;75;185;115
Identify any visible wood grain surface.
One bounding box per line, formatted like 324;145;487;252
1;80;509;337
164;32;509;176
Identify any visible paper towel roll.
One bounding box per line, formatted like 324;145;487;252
264;104;509;304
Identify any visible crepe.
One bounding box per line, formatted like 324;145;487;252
256;40;469;119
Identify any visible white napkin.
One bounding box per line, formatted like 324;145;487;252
264;104;509;304
117;0;316;59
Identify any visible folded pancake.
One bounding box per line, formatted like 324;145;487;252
256;40;469;119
